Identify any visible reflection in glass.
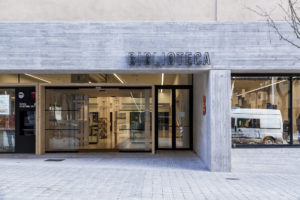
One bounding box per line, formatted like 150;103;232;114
231;77;289;145
158;89;172;148
0;89;15;152
45;88;152;151
45;90;87;151
293;78;300;144
176;89;190;148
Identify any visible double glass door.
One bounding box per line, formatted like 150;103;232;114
45;87;152;152
155;86;192;150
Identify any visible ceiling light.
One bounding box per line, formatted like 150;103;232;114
236;80;287;97
24;74;51;83
113;73;125;84
161;73;164;93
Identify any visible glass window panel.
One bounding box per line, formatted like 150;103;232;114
116;89;152;151
0;89;15;152
158;89;172;148
231;77;288;145
176;89;190;148
45;88;152;152
237;118;260;128
293;78;300;144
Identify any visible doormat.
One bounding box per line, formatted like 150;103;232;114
44;159;65;162
226;178;240;181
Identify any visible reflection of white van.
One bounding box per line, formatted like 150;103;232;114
231;108;283;144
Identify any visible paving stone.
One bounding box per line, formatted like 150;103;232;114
0;149;299;199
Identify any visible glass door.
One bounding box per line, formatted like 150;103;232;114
45;87;152;152
155;86;192;150
175;89;190;148
157;89;172;148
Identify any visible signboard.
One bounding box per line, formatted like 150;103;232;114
128;52;210;67
203;96;206;115
0;95;10;115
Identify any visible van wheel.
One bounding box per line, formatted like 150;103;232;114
263;137;275;144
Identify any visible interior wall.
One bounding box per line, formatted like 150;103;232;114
173;74;192;85
193;70;231;172
0;74;18;83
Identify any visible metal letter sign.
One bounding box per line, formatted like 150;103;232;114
129;52;136;66
128;52;211;67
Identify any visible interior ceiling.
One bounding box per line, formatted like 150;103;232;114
232;81;263;91
117;74;176;85
232;80;289;92
78;88;149;98
0;74;180;85
50;88;149;98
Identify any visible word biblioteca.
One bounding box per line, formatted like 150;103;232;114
128;52;211;66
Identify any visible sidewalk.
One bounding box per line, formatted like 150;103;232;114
0;149;299;200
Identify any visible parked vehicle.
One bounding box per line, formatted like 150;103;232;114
231;108;283;144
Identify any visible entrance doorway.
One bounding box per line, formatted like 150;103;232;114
45;86;152;152
155;86;192;150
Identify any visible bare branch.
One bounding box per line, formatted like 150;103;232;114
268;16;300;48
247;0;300;49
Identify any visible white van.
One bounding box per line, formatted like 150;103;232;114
231;108;283;144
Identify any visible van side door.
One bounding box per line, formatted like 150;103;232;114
251;118;261;139
231;117;239;142
236;118;259;144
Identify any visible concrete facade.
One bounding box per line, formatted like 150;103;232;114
0;21;298;172
193;70;231;172
0;0;297;173
0;22;299;73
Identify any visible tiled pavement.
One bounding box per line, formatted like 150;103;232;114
0;149;299;200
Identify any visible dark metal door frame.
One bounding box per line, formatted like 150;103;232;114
15;87;36;153
155;85;193;150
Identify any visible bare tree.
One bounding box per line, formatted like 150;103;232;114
249;0;300;48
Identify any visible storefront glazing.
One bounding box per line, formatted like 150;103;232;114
45;87;152;152
231;75;300;146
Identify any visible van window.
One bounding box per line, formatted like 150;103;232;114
237;118;260;128
231;118;235;128
252;119;260;128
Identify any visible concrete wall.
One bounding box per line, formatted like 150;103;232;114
193;71;210;169
0;0;288;21
194;70;231;172
0;22;299;73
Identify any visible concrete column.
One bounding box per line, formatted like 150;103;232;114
193;70;231;172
